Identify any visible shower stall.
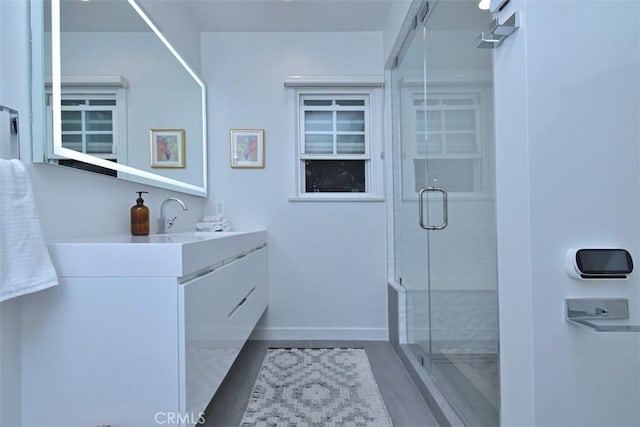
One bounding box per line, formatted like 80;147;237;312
390;1;500;425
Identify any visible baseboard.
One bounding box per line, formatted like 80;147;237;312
249;327;388;341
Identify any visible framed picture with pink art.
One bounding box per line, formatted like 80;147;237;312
230;129;264;168
150;129;185;168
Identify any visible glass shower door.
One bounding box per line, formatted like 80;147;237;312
392;1;500;425
423;99;500;425
421;2;499;425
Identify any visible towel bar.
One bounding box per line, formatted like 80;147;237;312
0;104;20;160
566;298;640;332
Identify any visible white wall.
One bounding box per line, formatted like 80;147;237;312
495;1;640;426
202;32;388;340
1;1;29;425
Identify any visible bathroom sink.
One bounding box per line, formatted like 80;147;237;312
48;230;266;278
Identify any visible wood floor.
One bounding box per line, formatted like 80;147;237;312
202;340;439;427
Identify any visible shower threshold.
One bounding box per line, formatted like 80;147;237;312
393;343;465;427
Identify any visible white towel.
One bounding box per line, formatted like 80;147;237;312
0;159;58;302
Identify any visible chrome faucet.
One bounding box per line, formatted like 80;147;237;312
158;197;188;234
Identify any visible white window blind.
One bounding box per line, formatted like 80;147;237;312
301;97;368;158
59;95;117;157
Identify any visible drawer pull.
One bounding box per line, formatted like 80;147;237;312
229;286;256;317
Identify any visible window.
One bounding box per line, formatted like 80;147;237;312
404;87;492;198
45;79;128;176
287;83;384;201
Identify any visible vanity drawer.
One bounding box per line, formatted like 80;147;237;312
180;265;231;423
225;247;267;315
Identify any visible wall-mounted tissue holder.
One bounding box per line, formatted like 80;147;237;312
566;248;633;280
566;298;640;332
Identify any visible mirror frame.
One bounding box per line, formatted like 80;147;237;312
32;0;208;197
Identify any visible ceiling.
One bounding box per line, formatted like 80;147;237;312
58;0;400;33
186;0;398;32
57;0;488;34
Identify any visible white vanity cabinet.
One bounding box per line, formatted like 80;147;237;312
20;231;268;427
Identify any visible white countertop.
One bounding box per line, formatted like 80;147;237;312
48;230;267;278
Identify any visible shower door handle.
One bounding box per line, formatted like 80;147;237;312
418;187;448;230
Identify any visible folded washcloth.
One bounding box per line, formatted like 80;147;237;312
196;221;231;232
197;223;231;231
202;215;228;223
0;159;58;302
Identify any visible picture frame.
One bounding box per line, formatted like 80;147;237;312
150;129;185;168
230;129;265;168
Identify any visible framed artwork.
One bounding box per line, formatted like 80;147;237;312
150;129;185;168
230;129;264;168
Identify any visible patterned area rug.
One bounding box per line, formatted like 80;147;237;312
240;348;393;426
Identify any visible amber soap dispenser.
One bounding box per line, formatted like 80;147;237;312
131;191;150;235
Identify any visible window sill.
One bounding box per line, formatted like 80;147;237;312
289;194;385;202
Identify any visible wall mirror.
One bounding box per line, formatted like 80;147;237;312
32;0;207;197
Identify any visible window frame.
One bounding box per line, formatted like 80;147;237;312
287;83;385;202
45;81;128;167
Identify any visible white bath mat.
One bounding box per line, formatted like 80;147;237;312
240;348;393;426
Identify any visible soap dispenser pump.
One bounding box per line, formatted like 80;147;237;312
131;191;150;235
